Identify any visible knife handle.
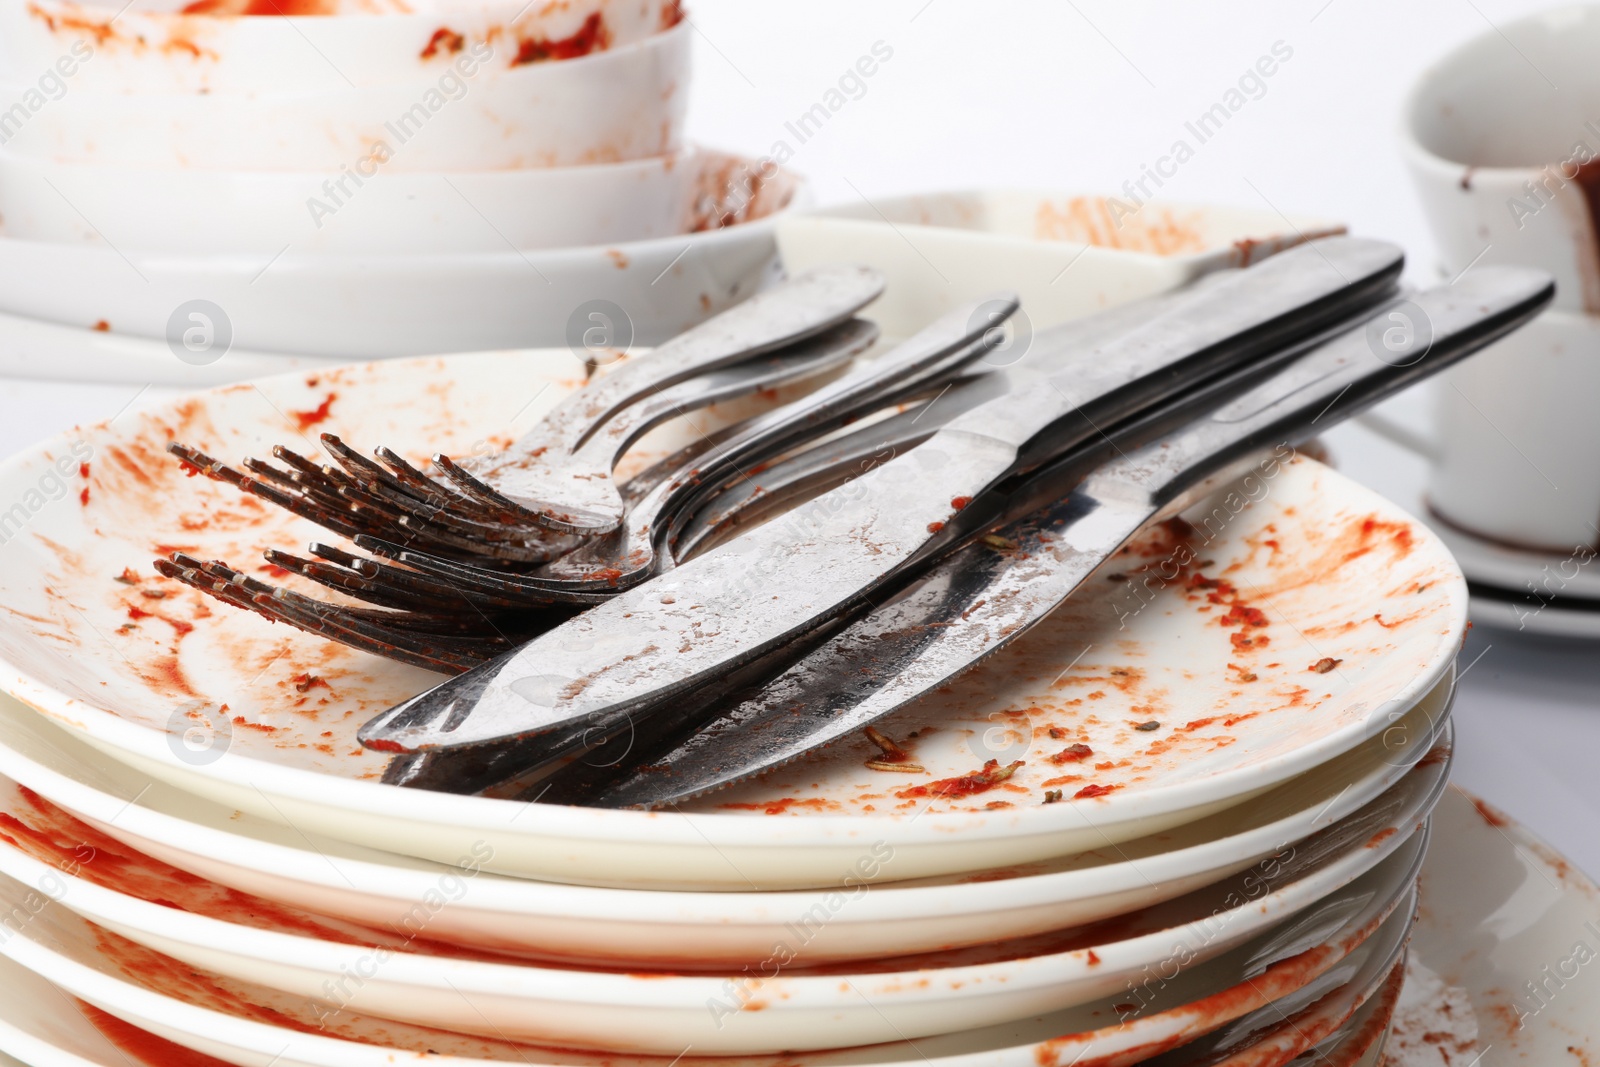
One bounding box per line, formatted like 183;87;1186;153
1095;266;1555;509
939;235;1405;452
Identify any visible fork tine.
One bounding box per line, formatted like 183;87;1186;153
322;434;454;508
263;549;470;614
346;478;562;547
173;443;375;542
157;553;493;673
355;536;622;603
304;545;553;614
353;537;615;604
376;445;543;529
429;452;557;523
258;551;555;638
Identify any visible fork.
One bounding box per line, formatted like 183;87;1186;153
154;299;1017;669
347;293;1018;605
432;264;887;536
167;316;878;569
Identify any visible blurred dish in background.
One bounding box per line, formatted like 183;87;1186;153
1389;6;1600;636
0;21;690;171
0;158;802;360
0;148;768;256
777;190;1343;339
0;0;682;93
1402;4;1600;316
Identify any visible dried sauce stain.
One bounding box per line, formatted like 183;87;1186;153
420;27;464;58
289;392;338;432
512;11;609;65
896;760;1023;800
79;1003;232;1067
1471;795;1511;828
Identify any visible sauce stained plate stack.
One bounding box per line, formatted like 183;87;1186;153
0;347;1513;1064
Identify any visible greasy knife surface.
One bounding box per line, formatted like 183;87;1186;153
561;266;1551;806
360;236;1406;753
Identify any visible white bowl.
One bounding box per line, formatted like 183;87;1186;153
0;163;802;356
0;21;688;171
0;147;747;255
777;191;1345;339
0;0;680;92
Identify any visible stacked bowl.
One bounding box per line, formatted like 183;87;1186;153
0;336;1470;1064
0;0;803;365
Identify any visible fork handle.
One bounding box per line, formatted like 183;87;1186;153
654;292;1019;536
545;265;885;457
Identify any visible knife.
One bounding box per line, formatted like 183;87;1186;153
536;265;1552;807
359;237;1405;755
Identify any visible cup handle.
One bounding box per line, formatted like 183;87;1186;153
1353;411;1442;462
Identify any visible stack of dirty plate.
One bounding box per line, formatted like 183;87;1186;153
0;342;1468;1065
0;0;800;378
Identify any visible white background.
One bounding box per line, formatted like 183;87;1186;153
1;0;1597;873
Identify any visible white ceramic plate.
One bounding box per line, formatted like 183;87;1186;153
0;749;1438;1054
0;836;1423;1064
0;684;1451;967
0;351;1468;888
0;307;343;387
1185;952;1407;1067
777;193;1345;339
1377;786;1600;1066
0;187;798;357
0;148;758;256
0;23;688;171
0;0;678;92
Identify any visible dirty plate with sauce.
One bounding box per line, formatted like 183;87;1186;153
0;768;1437;1053
0;684;1451;966
0;826;1427;1058
0;0;682;94
0;350;1467;889
0;788;1581;1067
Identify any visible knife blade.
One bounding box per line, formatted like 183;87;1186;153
536;265;1552;807
359;237;1406;755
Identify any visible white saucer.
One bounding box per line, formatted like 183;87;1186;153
1428;518;1600;638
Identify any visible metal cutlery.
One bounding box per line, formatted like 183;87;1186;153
168;312;881;569
155;296;1014;673
436;264;887;536
358;236;1408;755
354;293;1018;605
527;266;1552;807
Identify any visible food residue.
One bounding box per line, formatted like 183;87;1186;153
863;726;925;774
289;393;337;432
896;759;1022;800
420;27;464;58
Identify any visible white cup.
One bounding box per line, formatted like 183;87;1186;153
1365;308;1600;554
1401;4;1600;313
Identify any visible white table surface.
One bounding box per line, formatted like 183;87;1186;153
1;0;1595;881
